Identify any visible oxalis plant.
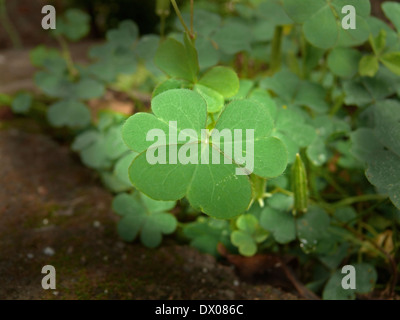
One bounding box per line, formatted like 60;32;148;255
9;0;400;299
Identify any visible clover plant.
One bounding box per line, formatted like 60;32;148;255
11;0;400;299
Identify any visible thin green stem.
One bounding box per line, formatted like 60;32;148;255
56;35;78;78
0;0;22;48
171;0;193;38
300;31;307;78
268;26;283;75
160;14;166;38
190;0;194;35
271;187;293;197
330;93;345;116
331;194;388;208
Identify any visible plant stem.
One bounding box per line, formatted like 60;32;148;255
160;14;166;38
56;35;78;78
331;194;388;208
329;93;345;116
190;0;194;35
300;31;307;78
171;0;193;38
268;26;283;75
0;0;22;48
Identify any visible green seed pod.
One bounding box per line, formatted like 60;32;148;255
156;0;171;17
292;153;308;215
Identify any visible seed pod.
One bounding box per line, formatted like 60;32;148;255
156;0;170;17
292;153;308;215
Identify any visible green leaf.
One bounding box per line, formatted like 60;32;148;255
255;0;293;26
230;79;254;100
195;36;220;70
260;70;328;113
273;106;316;163
303;5;338;49
359;55;379;77
382;2;400;33
30;45;62;68
380;52;400;76
183;217;232;256
114;152;138;187
35;72;104;100
282;0;370;49
260;206;295;244
154;35;199;82
194;84;225;113
231;214;267;256
122;89;287;219
212;20;252;54
153;78;191;97
47;100;91;128
72;123;129;170
198;66;239;98
351;100;400;209
296;206;330;253
322;263;377;299
12;93;32;114
343;68;399;106
112;192;177;248
106;20;139;48
175;9;221;37
327;48;362;78
370;29;387;56
52;9;90;41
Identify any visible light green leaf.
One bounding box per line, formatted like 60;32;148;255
382;2;400;33
122;89;287;219
231;214;267;256
154;35;199;82
359;55;379;77
283;0;370;49
380;52;400;76
194;84;225;113
198;66;239;98
114;152;138;187
327;47;362;78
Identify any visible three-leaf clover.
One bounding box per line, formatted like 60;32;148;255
112;192;177;248
52;9;91;41
231;214;268;256
72;113;129;170
122;89;287;219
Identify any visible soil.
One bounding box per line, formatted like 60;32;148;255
0;117;299;300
